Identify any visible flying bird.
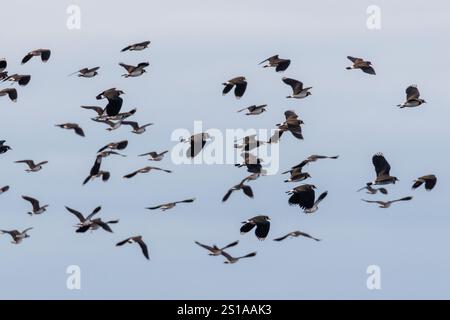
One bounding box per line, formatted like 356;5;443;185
357;183;388;195
272;110;304;141
234;135;265;151
235;152;264;174
68;67;100;78
98;140;128;153
96;88;125;117
369;153;398;185
222;76;247;99
282;77;312;99
346;56;376;75
237;104;267;115
97;150;126;158
116;236;149;260
0;185;9;194
121;41;151;52
119;62;149;77
55;123;85;137
146;198;195;211
138;150;168;161
221;251;257;264
15;160;48;172
412;175;437;191
195;240;239;256
21;196;48;215
181;133;211;158
240;215;270;240
282;155;339;174
362;196;413;208
21;49;51;64
0;88;17;102
123;166;172;179
0;140;12;154
397;85;426;108
286;184;328;214
259;55;291;72
273;230;321;242
92;118;123;131
65;206;118;233
222;179;254;202
83;156;110;185
2;74;31;86
121;121;153;134
0;228;33;244
283;167;311;183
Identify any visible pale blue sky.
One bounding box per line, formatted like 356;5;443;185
0;0;449;299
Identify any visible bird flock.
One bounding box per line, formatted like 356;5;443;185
0;45;437;263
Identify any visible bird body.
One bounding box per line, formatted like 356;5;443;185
222;76;247;99
259;55;291;72
15;160;48;172
240;215;270;240
346;56;376;75
121;41;151;52
282;77;312;99
397;85;426;108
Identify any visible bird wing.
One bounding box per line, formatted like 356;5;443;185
391;196;413;203
40;49;51;62
222;189;234;202
195;241;215;252
119;63;135;73
86;206;102;220
372;153;391;177
347;56;362;63
105;97;123;117
314;191;328;206
136;238;150;260
273;233;290;241
90;156;102;176
406;85;420;100
65;206;85;222
275;59;290;72
288;187;315;209
116;238;132;246
234;82;247;99
221;240;239;251
424;175;437;190
282;77;303;94
255;221;270;240
237;252;257;259
94;220;113;233
16;160;35;167
81;106;104;116
240;222;256;234
121;121;139;130
123;170;139;179
220;251;233;262
22;196;40;211
241;185;254;198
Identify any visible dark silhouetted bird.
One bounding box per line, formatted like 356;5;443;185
222;76;247;99
412;175;437;191
259;55;291;72
116;236;149;260
55;123;85;137
346;56;376;75
146;198;195;211
369;153;398;186
195;240;239;256
274;230;321;242
286;184;328;214
22;196;48;215
121;41;151;52
221;251;257;264
21;49;51;64
240;215;270;240
397;85;426;108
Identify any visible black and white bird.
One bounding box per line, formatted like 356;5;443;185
273;230;321;242
195;240;239;256
116;236;149;260
286;185;328;214
22;196;48;215
121;41;151;52
83;155;110;185
397;85;426;108
15;160;48;172
123;166;172;179
119;62;149;77
282;77;312;99
235;152;264;174
362;196;413;208
146;198;195;211
346;56;376;75
412;175;437;191
237;104;267;115
2;74;31;86
121;121;153;134
65;206;118;233
21;49;51;64
138;150;168;161
222;178;254;202
0;140;12;154
234;135;265;151
240;215;270;240
357;183;388;195
181;133;211;158
0;88;17;102
0;185;9;194
98;140;128;153
221;251;257;264
271;110;304;141
55;123;85;137
283;167;311;183
68;67;100;78
282;155;339;176
97;150;126;158
222;77;247;99
96;88;125;117
259;55;291;72
0;228;33;244
369;153;398;185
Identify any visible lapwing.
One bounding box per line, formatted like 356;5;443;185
362;196;413;208
286;184;328;214
138;150;168;161
357;183;388;195
21;49;51;64
65;206;118;233
221;251;257;264
0;228;33;244
121;41;151;52
235;152;264;174
119;62;149;77
283;168;311;183
116;236;149;260
22;196;48;215
181;133;211;158
55;123;85;137
412;175;437;191
195;240;239;256
397;85;426;108
283;155;339;173
282;77;312;99
240;215;270;240
0;140;12;154
369;153;398;185
346;56;376;75
83;156;110;185
222;76;247;99
97;150;126;158
259;55;291;72
92;118;123;131
273;110;304;141
123;166;172;179
237;104;267;115
15;160;48;172
273;230;321;242
222;178;254;202
98;140;128;153
68;67;100;78
96;88;125;117
0;88;17;102
146;198;195;211
121;121;153;134
2;74;31;86
234;135;265;151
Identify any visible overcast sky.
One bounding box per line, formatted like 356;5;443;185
1;0;449;299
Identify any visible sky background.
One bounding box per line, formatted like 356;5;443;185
1;0;449;299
